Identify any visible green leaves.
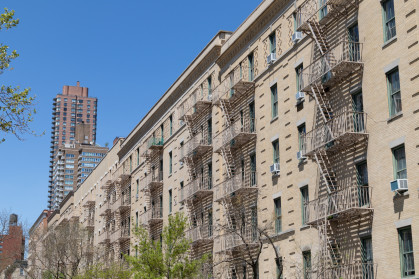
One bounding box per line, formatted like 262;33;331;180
126;212;210;279
0;7;39;143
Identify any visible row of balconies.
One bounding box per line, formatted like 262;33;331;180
185;225;214;245
214;228;258;254
178;64;255;122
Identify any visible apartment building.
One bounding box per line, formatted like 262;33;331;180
34;0;419;278
0;215;25;273
48;82;99;210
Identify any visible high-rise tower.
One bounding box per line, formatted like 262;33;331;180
48;82;99;210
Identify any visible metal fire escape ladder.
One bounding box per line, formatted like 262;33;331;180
311;83;334;125
319;219;342;268
314;151;337;195
307;20;329;56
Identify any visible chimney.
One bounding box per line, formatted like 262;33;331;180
77;81;80;87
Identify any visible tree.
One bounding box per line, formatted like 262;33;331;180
0;7;38;143
214;201;284;279
126;212;209;279
73;262;132;279
28;220;96;279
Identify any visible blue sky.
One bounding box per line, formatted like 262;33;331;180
0;1;257;226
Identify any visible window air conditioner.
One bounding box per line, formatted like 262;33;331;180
390;179;408;192
292;32;303;43
267;53;277;65
297;151;306;160
295;91;305;101
270;163;280;175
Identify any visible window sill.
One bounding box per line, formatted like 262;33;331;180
270;116;279;124
382;36;397;49
300;225;311;231
387;112;403;123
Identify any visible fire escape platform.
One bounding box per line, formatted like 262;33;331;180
303;111;368;157
305;186;373;225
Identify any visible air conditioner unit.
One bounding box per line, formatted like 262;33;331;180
390;179;408;192
292;32;303;43
270;163;280;175
136;194;139;199
267;53;277;65
297;151;306;160
295;91;305;101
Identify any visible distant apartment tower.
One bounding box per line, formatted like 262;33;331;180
48;82;98;210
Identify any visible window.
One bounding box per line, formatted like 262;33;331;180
303;251;312;279
276;257;283;279
135;212;138;227
383;0;396;41
129;156;132;172
136;179;139;196
169;151;172;175
301;186;309;225
356;161;370;206
398;227;415;277
272;140;279;164
136;148;140;166
296;64;303;93
387;68;401;117
298;124;306;152
393;145;407;179
207;76;212;96
356;160;368;185
248;52;254;81
319;0;328;20
271;84;278;118
207;118;212;144
269;32;276;54
251;206;258;241
179;141;184;166
274;198;281;234
169;115;173;136
361;236;374;279
169;189;172;213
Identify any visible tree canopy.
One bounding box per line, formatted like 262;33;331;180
0;7;38;143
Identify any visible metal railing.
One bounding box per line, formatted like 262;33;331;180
299;40;363;92
180;131;212;160
147;137;164;149
186;225;214;243
144;171;163;191
296;0;348;31
178;88;213;120
213;65;255;104
180;175;213;203
307;262;377;279
214;229;258;253
213;118;256;152
302;111;367;156
304;186;373;224
214;171;257;201
141;206;163;225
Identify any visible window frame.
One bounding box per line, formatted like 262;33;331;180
398;226;415;277
386;68;401;117
272;140;279;164
274;197;282;234
271;84;278;118
392;145;407;179
300;186;309;225
269;32;276;54
382;0;396;42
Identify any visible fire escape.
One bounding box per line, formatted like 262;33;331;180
296;0;375;277
178;84;214;265
212;63;258;279
140;133;164;231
